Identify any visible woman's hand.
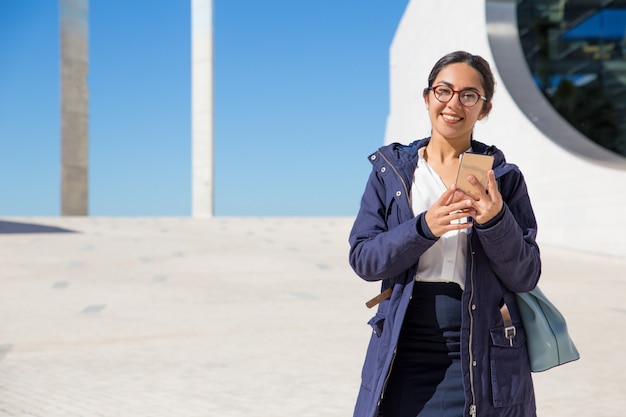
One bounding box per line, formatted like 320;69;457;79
463;170;503;224
425;187;476;237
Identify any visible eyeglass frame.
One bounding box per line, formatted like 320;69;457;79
426;85;488;107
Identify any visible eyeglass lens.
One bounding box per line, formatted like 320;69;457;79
432;86;480;106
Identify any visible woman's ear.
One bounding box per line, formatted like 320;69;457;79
424;94;430;110
478;102;493;120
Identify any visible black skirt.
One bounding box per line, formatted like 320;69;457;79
381;281;464;417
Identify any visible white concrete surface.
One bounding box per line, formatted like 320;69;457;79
0;217;624;416
384;0;626;257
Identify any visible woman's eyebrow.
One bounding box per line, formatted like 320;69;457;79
434;80;480;92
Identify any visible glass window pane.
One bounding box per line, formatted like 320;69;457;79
517;0;626;156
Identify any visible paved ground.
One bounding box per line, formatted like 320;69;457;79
0;216;624;417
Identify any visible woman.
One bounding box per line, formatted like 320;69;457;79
349;51;541;417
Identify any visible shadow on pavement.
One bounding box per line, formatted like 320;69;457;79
0;220;77;234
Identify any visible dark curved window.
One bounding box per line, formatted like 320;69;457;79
517;0;626;157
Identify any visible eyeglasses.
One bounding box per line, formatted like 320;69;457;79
428;85;487;107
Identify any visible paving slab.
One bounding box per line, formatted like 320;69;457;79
0;217;623;416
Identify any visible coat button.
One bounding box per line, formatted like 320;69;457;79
370;155;377;161
396;191;402;197
471;304;476;310
381;167;386;173
473;361;477;367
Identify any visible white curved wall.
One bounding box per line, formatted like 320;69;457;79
385;0;626;258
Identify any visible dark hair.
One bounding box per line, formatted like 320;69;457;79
423;51;495;114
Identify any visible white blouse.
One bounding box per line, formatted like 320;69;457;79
411;147;468;290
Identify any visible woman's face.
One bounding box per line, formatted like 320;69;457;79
424;62;491;144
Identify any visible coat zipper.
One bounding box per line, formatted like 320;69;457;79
376;143;485;416
374;150;413;415
468;238;477;417
376;290;413;413
377;347;397;408
376;151;412;209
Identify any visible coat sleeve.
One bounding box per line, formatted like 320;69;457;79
474;168;541;293
348;167;438;282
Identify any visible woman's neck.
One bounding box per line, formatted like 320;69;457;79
425;135;471;164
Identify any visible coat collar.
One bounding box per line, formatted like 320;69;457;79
371;137;511;183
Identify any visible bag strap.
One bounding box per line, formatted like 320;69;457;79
365;287;393;308
500;302;517;346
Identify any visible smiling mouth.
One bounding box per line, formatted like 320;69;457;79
442;114;462;122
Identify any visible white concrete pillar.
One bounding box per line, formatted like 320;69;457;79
60;0;89;216
191;0;214;217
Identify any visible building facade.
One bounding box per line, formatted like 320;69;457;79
385;0;626;257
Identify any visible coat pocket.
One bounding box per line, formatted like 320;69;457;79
368;312;386;337
359;313;387;392
489;324;534;408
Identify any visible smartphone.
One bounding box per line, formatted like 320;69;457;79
455;153;494;199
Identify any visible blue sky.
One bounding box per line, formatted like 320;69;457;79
0;1;409;216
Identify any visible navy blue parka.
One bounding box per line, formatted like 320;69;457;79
349;138;540;417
